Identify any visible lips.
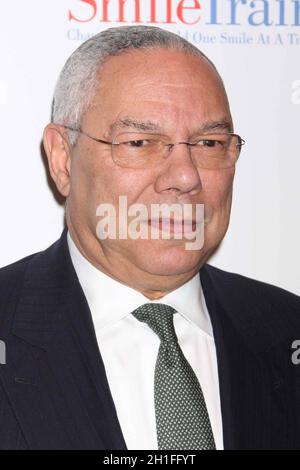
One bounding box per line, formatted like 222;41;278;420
147;218;199;234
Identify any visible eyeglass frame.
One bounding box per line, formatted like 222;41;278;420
61;125;245;167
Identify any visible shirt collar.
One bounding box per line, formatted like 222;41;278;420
67;231;213;337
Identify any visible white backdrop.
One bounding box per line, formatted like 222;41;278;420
1;0;299;294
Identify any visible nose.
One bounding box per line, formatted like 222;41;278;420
154;143;202;197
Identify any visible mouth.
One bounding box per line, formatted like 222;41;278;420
147;218;200;234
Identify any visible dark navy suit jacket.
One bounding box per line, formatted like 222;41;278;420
1;227;300;449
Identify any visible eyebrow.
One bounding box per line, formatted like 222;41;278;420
108;117;162;135
198;119;233;134
108;116;233;136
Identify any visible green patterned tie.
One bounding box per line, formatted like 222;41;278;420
131;303;216;450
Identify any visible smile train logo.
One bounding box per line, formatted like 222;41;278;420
68;0;300;27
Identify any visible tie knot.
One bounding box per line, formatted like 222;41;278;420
132;303;177;344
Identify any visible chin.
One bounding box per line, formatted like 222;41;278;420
133;241;208;277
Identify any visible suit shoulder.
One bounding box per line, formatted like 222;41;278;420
203;263;300;312
0;252;37;282
0;231;65;287
0;251;43;307
202;264;300;350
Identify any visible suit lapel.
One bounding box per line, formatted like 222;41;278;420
0;228;127;450
199;268;237;449
200;265;289;450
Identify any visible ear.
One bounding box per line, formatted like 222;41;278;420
43;124;72;197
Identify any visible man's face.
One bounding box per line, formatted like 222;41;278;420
65;48;235;290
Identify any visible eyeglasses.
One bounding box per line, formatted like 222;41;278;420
63;126;245;170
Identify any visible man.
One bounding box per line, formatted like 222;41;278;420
0;25;300;450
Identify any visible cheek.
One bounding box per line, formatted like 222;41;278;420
203;169;234;209
68;146;111;226
70;145;153;212
199;169;234;229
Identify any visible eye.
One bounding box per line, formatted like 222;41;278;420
124;139;151;148
199;139;224;148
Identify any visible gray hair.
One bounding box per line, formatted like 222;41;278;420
52;25;221;146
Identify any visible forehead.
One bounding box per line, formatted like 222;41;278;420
84;48;231;134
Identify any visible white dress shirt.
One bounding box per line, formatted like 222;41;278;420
67;231;223;450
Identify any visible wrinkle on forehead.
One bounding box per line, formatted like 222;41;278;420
108;116;233;137
85;48;232;137
97;47;225;92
